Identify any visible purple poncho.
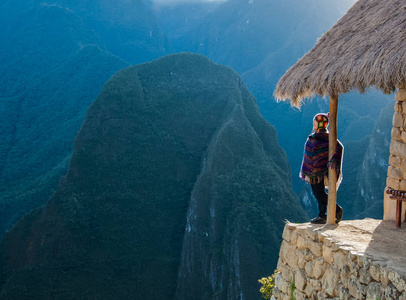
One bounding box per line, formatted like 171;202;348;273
300;130;343;188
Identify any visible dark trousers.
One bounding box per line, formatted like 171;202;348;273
311;181;342;218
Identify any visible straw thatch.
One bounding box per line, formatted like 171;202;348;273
275;0;406;107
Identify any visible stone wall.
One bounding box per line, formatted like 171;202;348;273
384;83;406;222
273;221;406;300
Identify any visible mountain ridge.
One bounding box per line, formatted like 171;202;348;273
0;53;307;299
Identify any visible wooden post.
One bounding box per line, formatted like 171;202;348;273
327;93;338;225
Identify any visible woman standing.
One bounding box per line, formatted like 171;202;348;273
300;113;344;224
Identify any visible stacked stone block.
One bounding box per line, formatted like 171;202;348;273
384;83;406;222
273;223;406;300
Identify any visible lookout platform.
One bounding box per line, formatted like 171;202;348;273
273;219;406;299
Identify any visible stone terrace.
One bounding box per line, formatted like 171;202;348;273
273;219;406;300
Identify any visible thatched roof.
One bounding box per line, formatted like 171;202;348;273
275;0;406;107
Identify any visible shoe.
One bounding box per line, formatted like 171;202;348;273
336;206;343;223
310;216;326;224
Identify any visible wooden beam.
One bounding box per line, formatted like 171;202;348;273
327;93;338;225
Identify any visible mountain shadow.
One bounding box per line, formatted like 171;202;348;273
0;53;307;299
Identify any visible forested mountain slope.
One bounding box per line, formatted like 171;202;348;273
0;53;307;300
0;0;167;236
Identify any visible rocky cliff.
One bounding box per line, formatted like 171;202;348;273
0;53;307;299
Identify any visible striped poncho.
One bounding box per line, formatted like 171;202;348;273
300;130;344;188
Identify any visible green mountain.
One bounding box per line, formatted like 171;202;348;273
0;53;307;299
0;0;168;236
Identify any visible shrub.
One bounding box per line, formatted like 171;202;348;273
258;270;278;299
